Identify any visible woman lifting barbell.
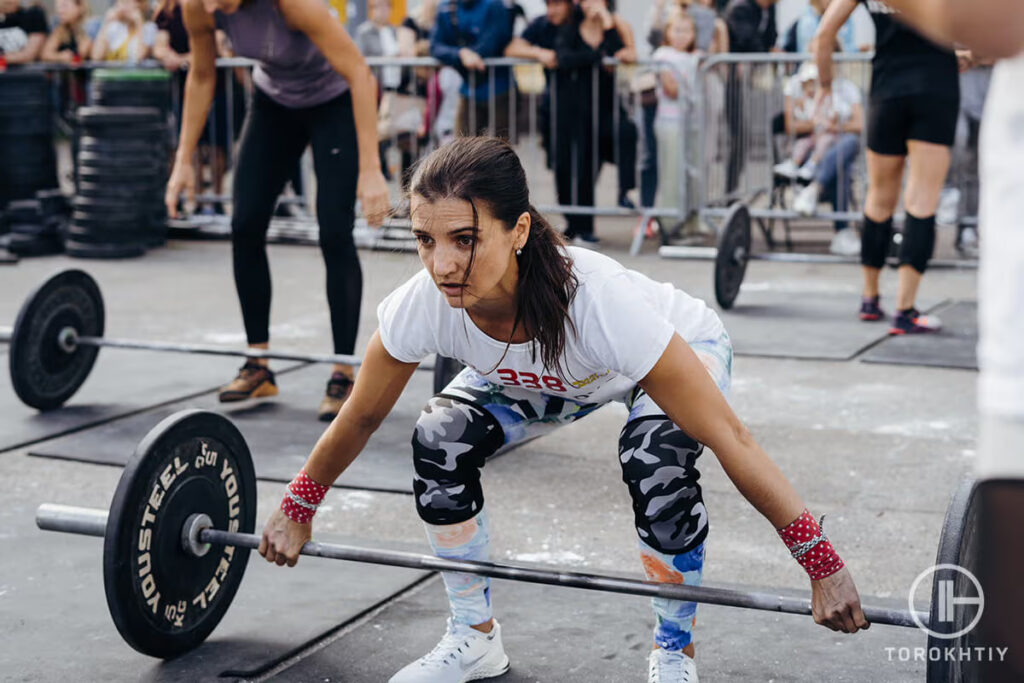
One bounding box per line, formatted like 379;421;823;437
258;137;868;683
165;0;390;421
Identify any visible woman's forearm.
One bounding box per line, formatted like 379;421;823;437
302;412;380;485
715;427;806;529
346;62;382;171
175;69;217;163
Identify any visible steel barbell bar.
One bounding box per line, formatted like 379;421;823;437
29;410;975;670
0;325;370;367
36;502;925;629
4;270;463;410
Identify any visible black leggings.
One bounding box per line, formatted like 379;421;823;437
231;88;361;355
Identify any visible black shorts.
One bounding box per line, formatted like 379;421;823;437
867;94;959;155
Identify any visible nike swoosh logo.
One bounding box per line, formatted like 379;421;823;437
461;651;488;672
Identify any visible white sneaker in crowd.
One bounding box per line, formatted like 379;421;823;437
936;187;961;226
389;618;510;683
829;228;862;256
772;159;800;179
797;159;818;181
648;648;699;683
792;182;821;216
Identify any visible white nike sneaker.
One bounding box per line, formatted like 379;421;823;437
797;159;818;181
792;182;821;216
773;159;800;179
389;618;510;683
648;648;699;683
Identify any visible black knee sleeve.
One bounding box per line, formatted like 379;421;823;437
898;213;936;274
412;395;504;526
860;215;893;269
618;418;708;554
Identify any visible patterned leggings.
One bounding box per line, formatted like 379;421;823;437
411;335;732;651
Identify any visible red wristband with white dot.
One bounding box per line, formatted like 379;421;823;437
280;470;330;524
777;508;845;581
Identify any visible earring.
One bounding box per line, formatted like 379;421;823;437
516;247;523;256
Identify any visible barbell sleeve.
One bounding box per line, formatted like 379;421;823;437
36;504;926;630
36;504;108;538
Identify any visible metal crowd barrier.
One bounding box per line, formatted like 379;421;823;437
1;57;693;253
1;53;982;258
685;52;981;246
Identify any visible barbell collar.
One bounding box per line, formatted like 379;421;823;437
36;504;927;630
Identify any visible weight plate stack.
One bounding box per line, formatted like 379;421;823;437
90;69;174;112
5;193;69;258
0;73;59;204
72;106;172;257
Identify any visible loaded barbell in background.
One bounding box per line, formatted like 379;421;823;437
1;270;466;410
662;202;979;310
35;409;980;681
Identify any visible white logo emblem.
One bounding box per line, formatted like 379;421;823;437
908;564;984;639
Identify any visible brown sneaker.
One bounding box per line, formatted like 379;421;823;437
317;373;354;422
218;361;279;402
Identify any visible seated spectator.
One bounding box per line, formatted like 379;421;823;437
90;0;156;63
787;60;864;256
431;0;512;137
0;0;47;64
652;10;701;230
772;63;835;182
41;0;90;63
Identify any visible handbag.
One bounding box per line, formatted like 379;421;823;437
378;91;426;139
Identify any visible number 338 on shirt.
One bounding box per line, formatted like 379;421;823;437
494;369;568;392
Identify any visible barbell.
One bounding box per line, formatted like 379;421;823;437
2;269;467;410
660;203;979;310
34;409;981;680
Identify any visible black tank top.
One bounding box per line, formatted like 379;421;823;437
859;0;958;101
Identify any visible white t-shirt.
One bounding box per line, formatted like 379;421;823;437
652;46;699;123
377;246;725;403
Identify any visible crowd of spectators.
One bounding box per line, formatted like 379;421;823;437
0;0;990;245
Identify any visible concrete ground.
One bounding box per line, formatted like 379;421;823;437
0;217;977;682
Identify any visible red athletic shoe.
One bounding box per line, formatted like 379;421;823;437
859;296;886;321
889;308;942;335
